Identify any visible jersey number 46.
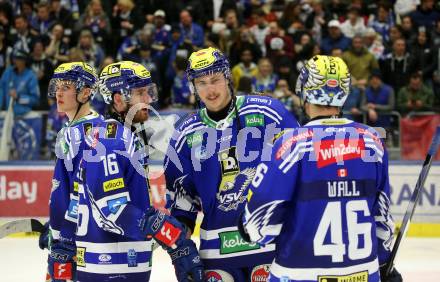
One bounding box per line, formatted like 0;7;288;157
313;200;372;262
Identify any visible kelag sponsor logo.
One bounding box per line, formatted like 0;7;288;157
219;230;260;254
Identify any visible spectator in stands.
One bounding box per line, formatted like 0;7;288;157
342;86;363;122
49;0;74;34
273;78;300;116
45;23;70;66
117;28;152;61
76;0;111;47
368;3;394;43
171;56;193;108
384;24;404;54
363;27;384;59
278;1;302;34
9;14;36;53
340;6;366;39
401;15;417;43
409;0;440;28
411;27;436;83
380;38;418;93
0;26;11;74
217;9;241;54
397;72;434;114
324;0;347;22
30;40;53;111
342;34;379;90
0;49;39;117
231;48;258;90
150;10;170;58
251;58;278;94
304;0;326;45
228;26;262;66
249;9;270;56
361;70;395;127
276;55;297;91
201;0;237;29
179;9;204;48
320;20;351;55
20;0;35;24
265;21;294;62
30;2;54;45
432;18;440;47
69;29;104;69
111;0;143;54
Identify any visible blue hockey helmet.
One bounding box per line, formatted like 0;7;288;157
99;61;158;104
48;62;98;99
186;47;233;93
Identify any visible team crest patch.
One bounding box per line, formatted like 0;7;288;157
106;122;118;138
251;264;270;282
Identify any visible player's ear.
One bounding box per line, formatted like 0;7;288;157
79;87;92;103
113;93;126;112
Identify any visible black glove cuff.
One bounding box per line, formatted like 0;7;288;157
237;211;252;243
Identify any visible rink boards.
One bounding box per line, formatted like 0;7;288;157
0;161;439;237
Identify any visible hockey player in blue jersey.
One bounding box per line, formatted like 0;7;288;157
164;47;299;281
238;55;403;282
43;62;103;282
73;61;203;282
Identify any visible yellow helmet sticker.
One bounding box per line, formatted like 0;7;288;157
188;47;218;70
54;62;96;76
100;61;151;79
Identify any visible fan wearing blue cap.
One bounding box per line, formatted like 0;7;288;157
0;48;39;117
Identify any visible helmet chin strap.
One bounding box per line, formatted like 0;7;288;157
67;88;90;127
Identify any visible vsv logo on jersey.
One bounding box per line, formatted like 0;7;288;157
219;231;260;254
315;139;365;168
103;178;125;192
217;168;255;212
154;221;182;247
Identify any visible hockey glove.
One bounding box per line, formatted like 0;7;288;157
140;208;204;282
39;222;51;250
380;265;403;282
47;241;76;281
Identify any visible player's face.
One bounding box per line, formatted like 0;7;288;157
128;86;154;123
55;81;79;115
194;73;231;112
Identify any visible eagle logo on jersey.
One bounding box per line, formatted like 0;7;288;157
217;168;256;212
244;200;283;244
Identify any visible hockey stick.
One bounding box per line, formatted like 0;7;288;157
0;218;45;239
0;97;15;161
384;126;440;277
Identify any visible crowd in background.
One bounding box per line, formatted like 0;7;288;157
0;0;439;159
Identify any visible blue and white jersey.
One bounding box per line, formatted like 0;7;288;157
242;118;394;282
49;111;103;242
75;119;152;281
164;95;299;268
